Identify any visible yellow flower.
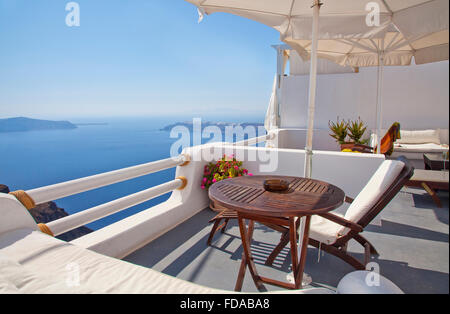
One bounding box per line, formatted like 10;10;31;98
341;149;362;153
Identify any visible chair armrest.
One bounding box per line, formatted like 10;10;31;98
351;144;374;153
354;144;373;150
319;213;363;233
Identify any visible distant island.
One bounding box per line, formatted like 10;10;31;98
0;117;77;133
75;123;109;126
160;121;265;132
74;122;109;126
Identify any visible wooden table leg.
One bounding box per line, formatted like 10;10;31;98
421;182;443;208
235;216;266;292
234;218;255;291
294;216;312;289
289;217;299;279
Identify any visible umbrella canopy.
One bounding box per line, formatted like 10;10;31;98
187;0;448;42
285;29;449;67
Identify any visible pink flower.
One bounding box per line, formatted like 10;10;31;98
212;178;217;183
248;173;253;176
203;178;207;183
201;185;205;189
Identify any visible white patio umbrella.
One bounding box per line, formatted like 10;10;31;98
285;28;449;154
185;0;448;178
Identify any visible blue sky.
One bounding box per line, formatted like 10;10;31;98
0;0;281;119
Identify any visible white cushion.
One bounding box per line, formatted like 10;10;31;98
309;214;345;245
0;254;91;294
439;129;449;145
340;160;405;234
393;143;449;153
397;129;441;145
0;273;20;294
0;229;221;294
0;194;38;236
0;229;331;294
308;160;405;245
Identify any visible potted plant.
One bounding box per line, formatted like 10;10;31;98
341;117;371;152
329;117;349;146
202;154;253;212
329;117;371;152
348;117;369;144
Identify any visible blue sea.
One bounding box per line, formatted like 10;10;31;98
0;115;263;231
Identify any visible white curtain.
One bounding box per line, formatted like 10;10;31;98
264;75;278;132
265;50;289;132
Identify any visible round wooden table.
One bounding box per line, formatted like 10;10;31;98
209;175;345;291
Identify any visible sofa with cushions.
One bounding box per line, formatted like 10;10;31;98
371;129;449;166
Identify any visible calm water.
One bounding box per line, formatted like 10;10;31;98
0;115;263;230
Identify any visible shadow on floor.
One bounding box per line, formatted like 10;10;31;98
365;220;449;243
125;205;449;294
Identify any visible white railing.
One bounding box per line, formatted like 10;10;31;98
27;155;188;205
20;132;276;237
47;178;185;237
18;154;189;237
233;133;275;147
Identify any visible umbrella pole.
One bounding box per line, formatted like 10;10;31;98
276;47;284;127
304;0;321;178
376;50;385;154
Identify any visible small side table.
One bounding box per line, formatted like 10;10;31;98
424;153;449;171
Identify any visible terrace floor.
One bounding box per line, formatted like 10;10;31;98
124;187;449;294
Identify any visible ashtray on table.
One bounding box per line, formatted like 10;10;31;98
263;179;290;193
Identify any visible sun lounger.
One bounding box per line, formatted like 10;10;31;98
405;169;449;208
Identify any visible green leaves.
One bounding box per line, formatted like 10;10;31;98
329;117;349;144
329;117;369;145
348;117;368;145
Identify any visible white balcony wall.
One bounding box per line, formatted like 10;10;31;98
280;61;449;131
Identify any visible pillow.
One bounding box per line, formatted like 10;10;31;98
396;129;441;145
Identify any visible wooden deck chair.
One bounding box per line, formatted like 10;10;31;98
350;122;401;156
207;208;238;245
265;156;414;270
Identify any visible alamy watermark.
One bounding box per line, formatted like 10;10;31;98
365;262;381;287
65;2;80;27
66;262;80;287
366;2;381;27
169;118;279;173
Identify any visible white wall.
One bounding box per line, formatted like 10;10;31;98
270;128;341;151
280;61;449;131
